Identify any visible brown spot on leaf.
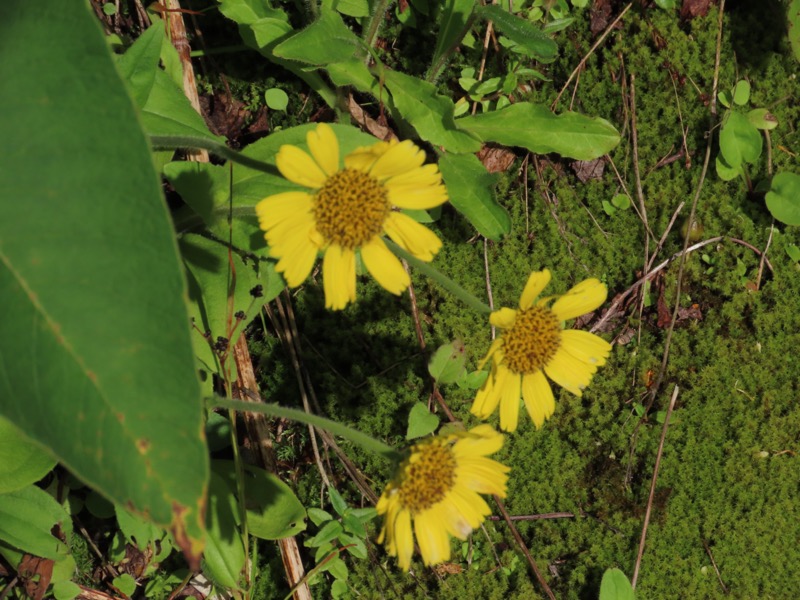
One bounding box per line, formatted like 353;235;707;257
171;502;203;571
87;370;98;384
136;438;151;454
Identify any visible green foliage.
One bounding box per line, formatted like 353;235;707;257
406;402;440;439
766;172;800;226
599;568;635;600
0;417;56;494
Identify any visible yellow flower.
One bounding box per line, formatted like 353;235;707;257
376;425;509;571
470;269;612;432
255;124;449;310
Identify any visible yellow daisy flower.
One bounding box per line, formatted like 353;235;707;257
255;124;449;310
470;269;612;432
376;424;509;571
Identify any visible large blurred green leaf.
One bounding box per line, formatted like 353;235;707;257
0;416;56;494
0;1;207;564
439;153;510;239
457;103;620;160
384;71;482;153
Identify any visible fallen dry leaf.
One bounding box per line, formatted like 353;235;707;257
477;144;516;173
571;158;605;182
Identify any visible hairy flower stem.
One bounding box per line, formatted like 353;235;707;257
362;0;395;60
386;240;493;315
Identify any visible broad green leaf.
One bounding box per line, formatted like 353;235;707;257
327;556;349;580
765;172;800;226
438;153;510;239
335;0;370;17
456;369;488;390
406;402;440;440
115;23;163;107
52;581;81;600
431;0;477;74
204;472;246;591
611;194;631;210
273;10;361;66
112;574;137;598
475;5;558;62
383;71;482;153
746;108;778;130
307;507;334;526
458;103;620;160
428;340;467;384
786;244;800;262
0;0;207;563
790;0;800;63
719;111;762;167
0;416;56;494
212;460;307;540
326;59;382;96
307;520;344;547
0;485;70;559
715;154;742;181
733;80;751;106
206;412;233;453
217;0;286;22
599;568;635;600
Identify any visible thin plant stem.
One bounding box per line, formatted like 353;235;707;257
362;0;394;59
386;240;493;315
209;397;403;463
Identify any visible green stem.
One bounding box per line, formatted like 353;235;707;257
208;398;403;463
362;0;395;59
189;45;248;58
426;14;477;83
150;135;278;175
385;240;492;315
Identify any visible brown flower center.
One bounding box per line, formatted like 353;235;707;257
397;440;457;512
312;168;390;249
501;306;562;374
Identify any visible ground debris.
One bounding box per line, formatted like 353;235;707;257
571;158;606;182
681;0;712;20
477;144;517;173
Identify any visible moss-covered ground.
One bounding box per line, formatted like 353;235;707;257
243;3;800;598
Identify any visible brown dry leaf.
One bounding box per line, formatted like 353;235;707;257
477;144;516;173
200;93;250;140
433;562;464;576
117;543;153;579
571;158;605;182
656;288;672;328
348;95;397;141
18;555;54;600
590;0;612;36
677;303;703;321
681;0;712;20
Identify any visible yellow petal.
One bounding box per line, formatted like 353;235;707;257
550;278;607;321
560;329;612;367
385;163;442;188
322;245;356;310
344;141;392;172
255;192;312;229
489;307;517;329
414;510;450;566
273;227;319;287
543;347;596;397
448;487;490;529
452;425;504;457
470;364;507;419
499;370;522;432
519;269;552;309
395;508;414;571
276;145;327;189
383;212;442;262
456;458;510;494
522;370;555;428
387;184;449;211
476;338;503;370
360;237;410;295
369;140;426;180
306;123;339;177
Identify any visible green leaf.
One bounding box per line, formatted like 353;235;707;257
307;507;334;526
212;460;307;540
112;574;137;598
789;0;800;63
599;568;635;600
52;581;81;600
116;505;166;551
475;5;557;62
746;108;778;130
0;485;70;559
715;154;742;181
456;369;488;390
335;0;370;17
327;556;349;580
458;103;620;160
306;520;344;547
265;88;289;111
383;70;482;153
85;491;115;520
331;579;349;598
206;412;233;453
719;111;762;167
203;472;246;591
0;415;56;494
611;194;631;210
718;90;731;109
765;172;800;226
115;23;162;108
342;513;367;538
786;243;800;262
431;0;477;73
733;80;751;106
0;0;207;563
654;0;677;8
329;487;348;516
602;200;616;216
438;153;511;239
406;402;440;440
428;341;468;384
273;10;361;66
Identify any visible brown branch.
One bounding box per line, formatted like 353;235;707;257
703;539;730;594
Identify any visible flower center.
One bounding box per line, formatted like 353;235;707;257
397;439;457;513
501;306;562;374
312;169;390;249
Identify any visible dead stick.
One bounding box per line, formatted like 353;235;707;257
703;539;730;594
487;512;575;521
631;385;679;588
